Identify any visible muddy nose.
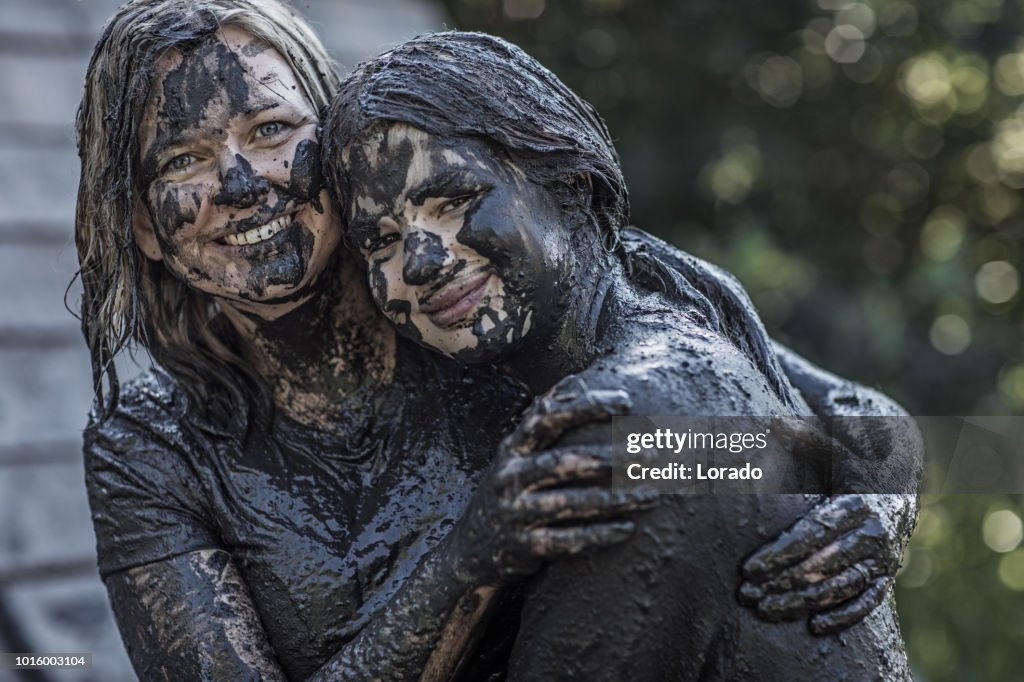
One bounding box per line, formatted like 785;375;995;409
403;231;448;285
214;153;271;208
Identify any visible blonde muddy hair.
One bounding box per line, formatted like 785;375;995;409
74;0;338;420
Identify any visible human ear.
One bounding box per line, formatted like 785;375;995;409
132;200;163;262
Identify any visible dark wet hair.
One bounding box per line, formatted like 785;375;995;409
323;31;629;243
323;31;799;410
74;0;338;421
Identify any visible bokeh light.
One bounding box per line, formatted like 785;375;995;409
994;51;1024;96
930;313;971;355
983;509;1024;553
898;547;934;588
442;1;1024;676
825;24;866;64
920;206;967;261
998;550;1024;591
975;261;1019;303
992;114;1024;187
757;56;804;107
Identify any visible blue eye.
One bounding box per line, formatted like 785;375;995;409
256;121;286;138
168;153;194;171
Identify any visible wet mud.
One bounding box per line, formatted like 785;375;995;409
140;34;331;302
324;31;920;681
342;126;567;363
214;153;272;207
80;15;921;682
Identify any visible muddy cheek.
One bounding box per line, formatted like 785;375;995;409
148;182;202;251
456;196;536;284
367;264;391;313
371;264;423;343
289;138;324;213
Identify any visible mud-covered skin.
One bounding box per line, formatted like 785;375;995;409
136;28;337;310
451;381;655;587
86;349;654;681
620;227;922;635
86;345;535;681
338;115;917;675
91;23;919;681
97;24;626;682
107;550;286;681
344;125;570;360
498;271;912;680
740;344;922;635
342;123;920;639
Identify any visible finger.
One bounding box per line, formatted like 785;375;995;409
747;523;888;594
520;520;635;557
737;581;763;606
755;561;878;622
742;496;870;581
504;381;631;454
495;447;613;492
809;578;890;635
509;486;658;522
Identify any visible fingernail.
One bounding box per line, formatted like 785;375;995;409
742;559;767;578
738;582;763;604
809;615;839;636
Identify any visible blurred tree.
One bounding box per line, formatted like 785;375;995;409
440;1;1024;679
442;0;1024;416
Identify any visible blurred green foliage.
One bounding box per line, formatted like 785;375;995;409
440;0;1024;679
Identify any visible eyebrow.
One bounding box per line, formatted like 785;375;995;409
406;168;484;206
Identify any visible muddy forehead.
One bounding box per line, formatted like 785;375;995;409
348;125;496;218
141;31;300;159
159;37;254;132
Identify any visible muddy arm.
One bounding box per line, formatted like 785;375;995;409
106;543;502;682
106;409;646;682
739;343;922;634
106;550;287;681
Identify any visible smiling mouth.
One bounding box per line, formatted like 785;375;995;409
221;213;295;246
420;271;491;328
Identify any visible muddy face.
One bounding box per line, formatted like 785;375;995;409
135;26;338;309
344;124;571;361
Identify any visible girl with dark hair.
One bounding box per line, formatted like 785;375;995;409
326;31;919;679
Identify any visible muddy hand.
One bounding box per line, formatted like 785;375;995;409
454;380;657;584
503;376;632;456
738;495;902;634
454;443;658;583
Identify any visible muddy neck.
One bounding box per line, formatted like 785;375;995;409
499;254;621;396
221;251;396;429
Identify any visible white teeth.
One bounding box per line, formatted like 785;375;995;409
223;215;291;246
